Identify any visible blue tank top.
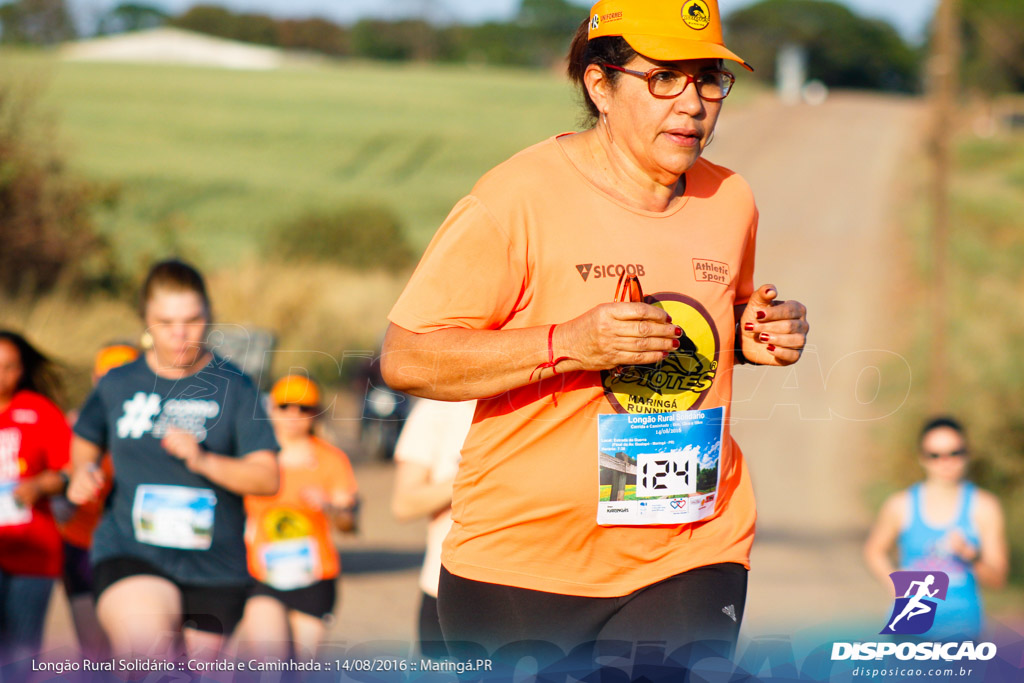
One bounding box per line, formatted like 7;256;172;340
899;482;982;639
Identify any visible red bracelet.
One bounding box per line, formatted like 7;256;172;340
530;324;572;383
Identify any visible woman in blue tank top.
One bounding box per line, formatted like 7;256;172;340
864;417;1008;640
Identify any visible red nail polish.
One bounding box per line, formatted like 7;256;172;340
756;311;766;320
665;315;673;323
743;323;754;332
760;333;770;343
672;339;680;349
674;326;683;336
767;344;776;352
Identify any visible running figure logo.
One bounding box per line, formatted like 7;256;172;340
881;571;949;635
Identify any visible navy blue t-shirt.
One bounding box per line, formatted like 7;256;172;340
74;356;278;586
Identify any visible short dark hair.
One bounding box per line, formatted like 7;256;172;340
918;416;967;447
0;330;63;405
139;259;211;320
566;18;637;126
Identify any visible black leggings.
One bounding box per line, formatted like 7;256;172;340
438;563;747;661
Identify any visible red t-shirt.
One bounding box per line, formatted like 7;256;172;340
0;390;70;577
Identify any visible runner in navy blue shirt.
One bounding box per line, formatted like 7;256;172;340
68;260;279;660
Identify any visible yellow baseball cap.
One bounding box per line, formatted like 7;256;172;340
93;344;139;379
588;0;753;72
270;375;321;408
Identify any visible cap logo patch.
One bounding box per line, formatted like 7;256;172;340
591;14;600;30
682;0;711;30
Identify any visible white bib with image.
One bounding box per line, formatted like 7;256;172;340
597;406;724;526
131;484;216;549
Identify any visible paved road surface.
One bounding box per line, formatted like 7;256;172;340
42;92;933;657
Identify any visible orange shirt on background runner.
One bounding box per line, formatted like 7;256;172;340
388;135;759;598
59;454;114;550
244;436;357;586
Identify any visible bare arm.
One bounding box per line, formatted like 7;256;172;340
324;492;359;534
66;436;106;505
969;491;1009;589
391;461;454;523
381;301;677;400
864;492;906;596
163;427;279;496
13;471;68;507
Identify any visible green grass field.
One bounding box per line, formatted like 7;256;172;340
7;55;579;267
5;52;760;270
0;51;760;393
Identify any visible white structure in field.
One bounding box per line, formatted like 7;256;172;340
60;27;285;70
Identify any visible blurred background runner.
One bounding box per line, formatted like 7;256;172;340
0;330;70;663
237;374;359;660
391;398;475;659
67;259;279;660
864;416;1009;640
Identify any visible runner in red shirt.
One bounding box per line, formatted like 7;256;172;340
0;330;71;659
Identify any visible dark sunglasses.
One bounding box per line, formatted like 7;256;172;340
277;403;317;414
924;448;968;460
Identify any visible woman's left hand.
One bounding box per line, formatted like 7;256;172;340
738;284;809;366
162;427;205;472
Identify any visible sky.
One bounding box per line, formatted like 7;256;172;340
63;0;940;43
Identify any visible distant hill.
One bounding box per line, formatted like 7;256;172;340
60;27;285;70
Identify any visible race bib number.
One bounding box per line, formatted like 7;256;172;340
0;481;31;527
132;485;216;549
597;406;723;525
261;538;320;590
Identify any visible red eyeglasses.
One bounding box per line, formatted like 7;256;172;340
600;64;735;101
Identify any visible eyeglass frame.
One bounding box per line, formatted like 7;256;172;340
599;63;736;102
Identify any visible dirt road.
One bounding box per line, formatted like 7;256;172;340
42;92;926;655
710;91;924;637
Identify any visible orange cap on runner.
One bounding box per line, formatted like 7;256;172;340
587;0;753;72
93;344;139;379
270;375;321;408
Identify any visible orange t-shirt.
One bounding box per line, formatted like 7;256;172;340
59;454;114;550
244;436;357;589
388;136;759;597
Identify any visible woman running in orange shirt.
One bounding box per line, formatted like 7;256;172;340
237;375;359;660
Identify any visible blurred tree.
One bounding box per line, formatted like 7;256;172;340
350;19;447;61
0;78;120;294
516;0;587;66
95;3;167;35
172;5;278;45
0;0;75;45
960;0;1024;95
169;5;235;39
725;0;921;92
276;17;349;57
518;0;585;34
231;13;277;46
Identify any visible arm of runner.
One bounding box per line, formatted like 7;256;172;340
162;427;279;496
13;471;69;507
967;490;1009;589
391;461;454;522
66;436;106;505
382;301;679;400
325;490;359;534
735;284;809;366
864;492;905;598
